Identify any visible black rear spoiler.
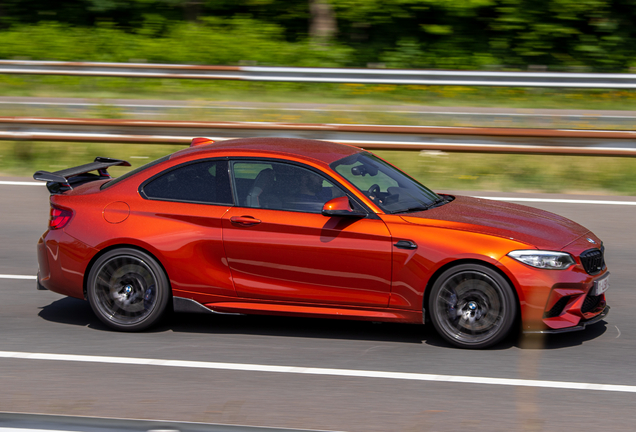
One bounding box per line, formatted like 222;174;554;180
33;157;131;194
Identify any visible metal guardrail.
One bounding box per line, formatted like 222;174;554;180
1;117;635;156
1;60;636;88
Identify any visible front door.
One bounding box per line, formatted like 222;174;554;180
222;160;393;307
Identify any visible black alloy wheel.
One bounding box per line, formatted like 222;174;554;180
429;264;516;349
87;248;170;331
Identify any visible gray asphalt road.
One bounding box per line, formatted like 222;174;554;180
1;180;635;432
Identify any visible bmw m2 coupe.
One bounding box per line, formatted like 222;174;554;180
35;137;609;348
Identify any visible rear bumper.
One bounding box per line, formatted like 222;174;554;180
36;272;47;290
37;229;98;299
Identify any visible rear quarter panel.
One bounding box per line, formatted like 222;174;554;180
56;164;236;300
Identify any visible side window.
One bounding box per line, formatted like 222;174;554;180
142;160;232;205
101;155;170;190
232;161;345;213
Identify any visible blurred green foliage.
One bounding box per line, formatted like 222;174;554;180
0;19;351;66
0;0;635;71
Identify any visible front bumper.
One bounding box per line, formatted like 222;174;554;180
498;254;610;332
524;304;610;334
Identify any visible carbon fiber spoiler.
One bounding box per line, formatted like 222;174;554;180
33;157;131;194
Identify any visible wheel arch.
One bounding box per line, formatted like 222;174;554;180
423;258;521;323
82;243;172;299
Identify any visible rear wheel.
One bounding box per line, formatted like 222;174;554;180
87;248;169;331
429;264;516;349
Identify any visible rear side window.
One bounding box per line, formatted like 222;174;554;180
141;160;233;205
101;155;170;190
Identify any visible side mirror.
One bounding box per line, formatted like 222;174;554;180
321;196;366;218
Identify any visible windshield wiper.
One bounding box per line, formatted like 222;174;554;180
390;196;447;214
427;196;447;209
392;205;429;214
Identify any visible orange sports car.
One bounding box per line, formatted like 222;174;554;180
34;137;609;348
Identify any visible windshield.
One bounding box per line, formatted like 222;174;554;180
331;152;441;213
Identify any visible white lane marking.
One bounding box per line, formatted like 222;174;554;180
474;196;636;205
146;430;182;432
339;138;636;151
0;275;37;280
0;181;44;186
1;351;635;394
0;427;340;432
616;326;622;339
0;429;77;432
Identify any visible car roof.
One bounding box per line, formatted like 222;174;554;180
171;137;364;165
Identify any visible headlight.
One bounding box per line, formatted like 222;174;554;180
507;250;575;270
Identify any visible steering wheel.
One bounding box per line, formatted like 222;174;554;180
367;184;381;201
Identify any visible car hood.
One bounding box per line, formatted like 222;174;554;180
399;195;590;250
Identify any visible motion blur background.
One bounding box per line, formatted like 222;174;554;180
1;3;635;432
1;0;635;193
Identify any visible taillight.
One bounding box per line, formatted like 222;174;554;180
49;205;73;230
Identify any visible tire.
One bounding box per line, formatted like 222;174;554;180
87;248;170;331
429;264;516;349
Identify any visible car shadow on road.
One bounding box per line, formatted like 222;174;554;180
165;312;436;344
38;297;431;344
38;297;111;331
515;322;608;349
38;297;608;349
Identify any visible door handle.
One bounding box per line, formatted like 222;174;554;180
394;240;417;250
230;215;262;226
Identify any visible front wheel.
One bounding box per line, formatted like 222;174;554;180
87;248;170;331
429;264;516;349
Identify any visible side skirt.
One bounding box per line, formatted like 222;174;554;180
173;297;242;315
209;300;420;323
173;296;422;323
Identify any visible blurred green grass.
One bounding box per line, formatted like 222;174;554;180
3;101;632;130
3;75;636;112
3;141;636;195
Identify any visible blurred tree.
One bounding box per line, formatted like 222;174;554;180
329;0;636;70
490;0;636;70
310;0;336;43
330;0;495;67
0;0;635;70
